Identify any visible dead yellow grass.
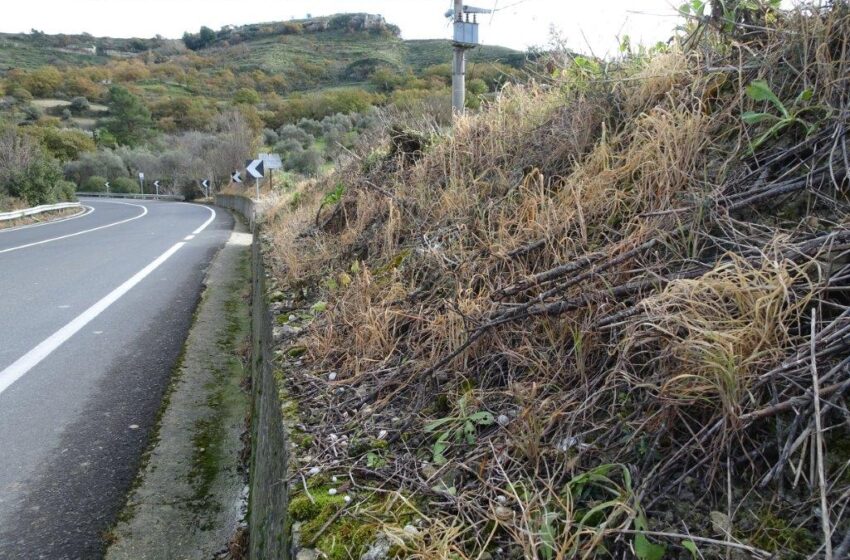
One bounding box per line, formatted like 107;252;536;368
265;4;850;558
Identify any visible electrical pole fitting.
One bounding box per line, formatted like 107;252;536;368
448;1;492;115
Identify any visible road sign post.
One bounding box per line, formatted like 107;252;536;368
201;179;211;199
153;180;160;197
105;181;110;194
138;172;145;195
246;159;265;201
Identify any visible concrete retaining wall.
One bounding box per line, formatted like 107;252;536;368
216;194;289;560
215;195;259;230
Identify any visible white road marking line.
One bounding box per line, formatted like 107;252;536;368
184;235;195;241
58;305;71;309
0;201;148;255
0;241;185;396
0;205;95;234
191;206;216;235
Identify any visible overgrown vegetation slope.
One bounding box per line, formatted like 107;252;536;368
264;2;850;558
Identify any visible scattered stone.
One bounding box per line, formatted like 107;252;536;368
273;324;302;343
308;466;320;476
296;549;320;560
497;414;510;426
344;495;352;503
328;488;338;495
360;533;392;560
710;511;731;535
403;525;419;537
328;372;337;381
378;429;388;439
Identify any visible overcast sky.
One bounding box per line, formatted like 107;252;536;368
1;1;693;56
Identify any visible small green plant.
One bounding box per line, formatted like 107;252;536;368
566;464;667;560
424;394;494;465
321;182;346;207
743;80;818;154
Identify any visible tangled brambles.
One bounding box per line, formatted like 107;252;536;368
267;3;850;558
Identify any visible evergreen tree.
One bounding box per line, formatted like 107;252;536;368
103;86;152;147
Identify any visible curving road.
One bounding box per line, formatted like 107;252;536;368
0;198;234;559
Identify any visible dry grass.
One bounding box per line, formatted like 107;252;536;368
265;3;850;558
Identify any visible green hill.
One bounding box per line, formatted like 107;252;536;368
0;13;527;131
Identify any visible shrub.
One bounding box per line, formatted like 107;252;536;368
22;104;43;121
277;124;314;149
70;97;91;113
4;156;64;205
56;180;77;201
234;87;261;105
111;176;139;194
274;138;305;156
284;147;322;176
82;175;108;192
263;128;280;146
9;86;33;102
27;127;97;162
64;150;126;184
297;118;323;137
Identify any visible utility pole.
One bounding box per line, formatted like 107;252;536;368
452;0;466;115
449;2;489;116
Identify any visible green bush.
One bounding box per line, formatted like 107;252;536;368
284;147;323;176
111;177;139;194
5;156;64;205
82;175;108;192
70;96;91;113
56;180;77;201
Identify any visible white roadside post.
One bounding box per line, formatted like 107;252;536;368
154;180;161;198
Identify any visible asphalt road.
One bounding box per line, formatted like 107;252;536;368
0;198;234;559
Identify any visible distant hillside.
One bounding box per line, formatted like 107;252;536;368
0;13;532;203
0;13;528;135
0;14;525;82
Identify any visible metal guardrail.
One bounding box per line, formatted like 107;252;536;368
0;202;83;223
76;192;186;201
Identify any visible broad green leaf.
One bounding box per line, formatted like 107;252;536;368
433;435;450;465
468;411;495;425
635;533;667;560
746;80;788;118
742;111;780;125
424;417;456;432
795;88;814;104
464;420;475;444
682;539;699;559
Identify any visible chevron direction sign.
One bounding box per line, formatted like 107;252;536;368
246;159;265;180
